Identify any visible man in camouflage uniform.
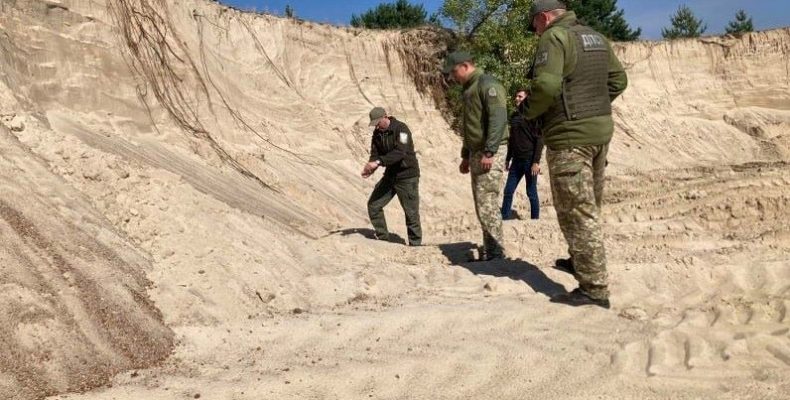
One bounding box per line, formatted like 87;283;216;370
362;107;422;246
443;52;509;261
524;0;628;308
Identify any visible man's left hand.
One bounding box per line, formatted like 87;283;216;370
531;163;541;176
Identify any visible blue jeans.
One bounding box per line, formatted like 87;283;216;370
501;158;539;220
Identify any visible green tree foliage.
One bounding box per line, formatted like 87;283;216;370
437;0;641;104
350;0;431;29
725;10;754;34
284;4;294;18
440;0;536;94
564;0;640;41
435;0;537;125
662;5;707;39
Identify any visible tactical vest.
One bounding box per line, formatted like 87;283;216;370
542;22;612;129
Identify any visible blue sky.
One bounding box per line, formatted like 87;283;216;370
220;0;789;39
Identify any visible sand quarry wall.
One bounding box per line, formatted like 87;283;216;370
0;0;788;397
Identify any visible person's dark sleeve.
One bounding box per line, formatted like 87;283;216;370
531;123;544;164
461;146;470;159
368;135;379;162
377;124;409;166
461;119;470;159
483;81;508;154
506;115;515;163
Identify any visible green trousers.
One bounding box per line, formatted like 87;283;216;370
367;176;422;245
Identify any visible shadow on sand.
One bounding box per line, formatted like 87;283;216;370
329;228;407;245
438;242;568;298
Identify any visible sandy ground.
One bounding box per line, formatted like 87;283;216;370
0;0;788;399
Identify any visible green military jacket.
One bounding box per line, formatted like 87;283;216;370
461;69;509;158
525;11;628;148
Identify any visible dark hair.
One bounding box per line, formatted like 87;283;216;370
515;88;529;95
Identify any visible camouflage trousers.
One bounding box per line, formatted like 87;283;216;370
470;146;507;258
547;144;609;300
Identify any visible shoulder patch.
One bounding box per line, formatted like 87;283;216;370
488;87;497;97
534;51;548;66
399;131;408;144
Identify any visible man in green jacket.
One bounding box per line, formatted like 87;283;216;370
525;0;628;309
443;51;509;260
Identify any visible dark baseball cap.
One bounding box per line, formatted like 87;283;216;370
528;0;566;32
442;51;474;74
369;107;386;126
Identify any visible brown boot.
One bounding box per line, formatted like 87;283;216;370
550;289;610;309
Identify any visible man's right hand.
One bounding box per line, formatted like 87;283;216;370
459;158;470;174
361;161;379;178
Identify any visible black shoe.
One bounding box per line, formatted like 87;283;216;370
486;251;505;260
467;254;490;262
466;251;504;262
374;233;390;241
375;233;403;244
553;258;575;275
503;210;521;220
550;289;610;309
408;242;422;247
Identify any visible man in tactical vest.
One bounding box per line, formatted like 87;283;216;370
443;52;509;261
362;107;422;246
524;0;628;308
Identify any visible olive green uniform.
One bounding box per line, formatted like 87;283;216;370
462;69;509;258
526;11;628;300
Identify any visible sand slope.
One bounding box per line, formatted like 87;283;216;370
0;0;787;399
0;124;173;399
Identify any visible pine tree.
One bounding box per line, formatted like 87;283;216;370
350;0;429;29
284;4;294;18
725;10;753;34
662;5;707;39
565;0;641;41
